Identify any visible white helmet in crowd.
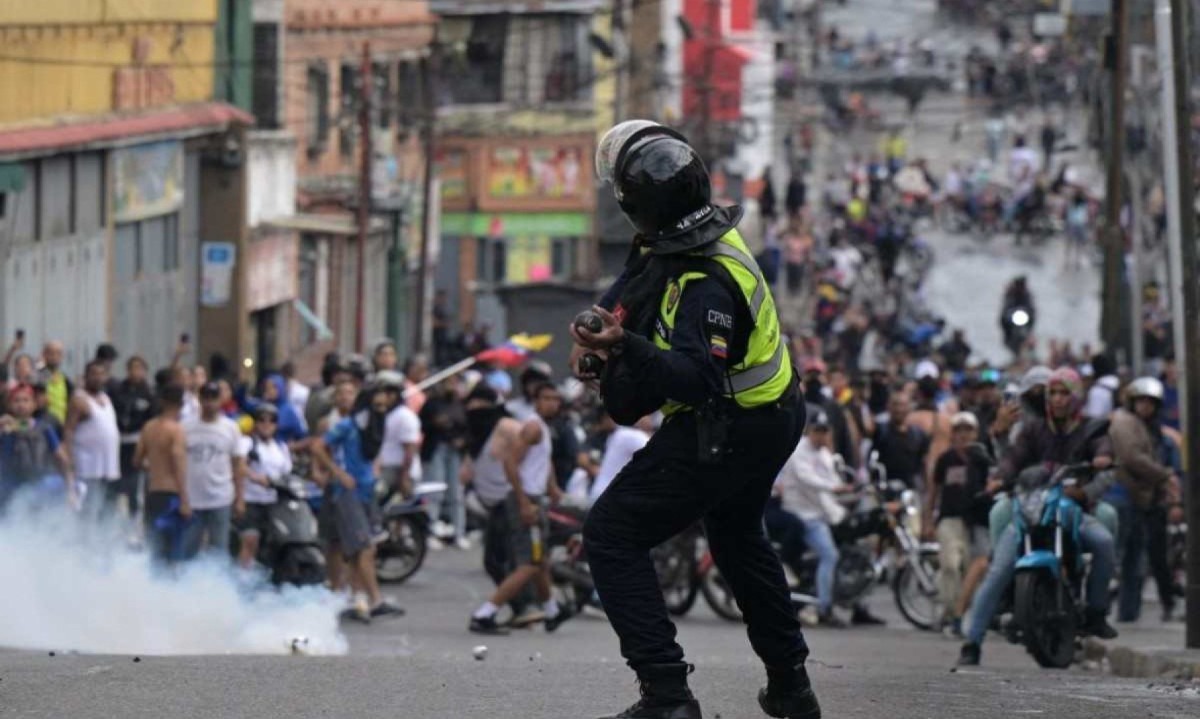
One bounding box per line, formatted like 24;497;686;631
1127;376;1165;402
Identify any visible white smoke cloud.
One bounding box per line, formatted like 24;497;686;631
0;500;348;656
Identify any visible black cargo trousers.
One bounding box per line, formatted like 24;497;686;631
583;394;808;670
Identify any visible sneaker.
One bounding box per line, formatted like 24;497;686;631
370;600;406;618
469;614;510;635
544;605;574;633
817;609;846;628
942;617;963;639
432;520;455;540
371;524;390;545
340;606;372;624
850;605;886;626
508;607;547;628
454;537;473;550
957;642;980;667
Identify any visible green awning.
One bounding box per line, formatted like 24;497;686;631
441;212;591;236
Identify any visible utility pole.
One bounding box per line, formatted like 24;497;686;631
1100;0;1128;355
1162;0;1200;651
355;42;372;353
612;0;627;123
413;44;438;355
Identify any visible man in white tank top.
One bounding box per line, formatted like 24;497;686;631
64;360;122;523
469;382;571;635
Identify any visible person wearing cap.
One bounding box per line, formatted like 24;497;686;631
376;370;422;501
571;120;817;719
1108;377;1184;622
772;405;854;628
235;403;293;569
924;411;997;636
180;381;248;559
959;367;1118;666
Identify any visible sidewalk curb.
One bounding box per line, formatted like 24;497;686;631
1082;638;1200;680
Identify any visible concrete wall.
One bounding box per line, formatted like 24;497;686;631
246;129;297;227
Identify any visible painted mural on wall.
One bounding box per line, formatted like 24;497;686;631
486;145;584;200
113;141;184;222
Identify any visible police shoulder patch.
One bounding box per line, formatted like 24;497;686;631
665;282;682;314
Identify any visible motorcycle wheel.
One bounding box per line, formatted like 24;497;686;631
653;542;699;616
699;566;744;622
1014;572;1076;669
892;549;942;631
376;516;428;584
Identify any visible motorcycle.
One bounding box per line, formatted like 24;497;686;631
375;481;446;583
546;506;704;616
1001;304;1034;357
1006;462;1112;668
699;454;941;629
232;475;327;587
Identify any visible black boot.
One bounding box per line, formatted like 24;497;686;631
597;663;702;719
1083;608;1118;640
757;663;821;719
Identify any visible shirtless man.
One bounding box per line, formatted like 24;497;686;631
134;385;189;562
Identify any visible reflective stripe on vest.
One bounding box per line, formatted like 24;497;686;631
653;229;792;413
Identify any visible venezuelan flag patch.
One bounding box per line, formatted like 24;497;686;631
710;334;728;359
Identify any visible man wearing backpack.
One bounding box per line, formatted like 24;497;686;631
0;383;74;513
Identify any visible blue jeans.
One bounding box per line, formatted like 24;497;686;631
803;520;840;613
967;515;1115;645
181;506;232;560
425;443;464;540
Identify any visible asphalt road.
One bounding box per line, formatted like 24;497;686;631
813;0;1105;365
1;545;1196;719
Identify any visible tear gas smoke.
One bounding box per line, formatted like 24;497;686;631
0;501;347;656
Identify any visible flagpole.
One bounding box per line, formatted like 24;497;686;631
404;356;477;398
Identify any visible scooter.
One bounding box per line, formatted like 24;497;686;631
236;475;327;587
375;481;446;583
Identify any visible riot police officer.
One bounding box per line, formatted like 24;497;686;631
571;121;821;719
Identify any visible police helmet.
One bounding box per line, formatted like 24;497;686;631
596;120;714;239
1127;376;1165;403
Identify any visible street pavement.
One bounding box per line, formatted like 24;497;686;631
1;545;1196;719
810;0;1105;364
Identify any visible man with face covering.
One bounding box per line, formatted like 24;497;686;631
958;367;1118;666
570;121;816;719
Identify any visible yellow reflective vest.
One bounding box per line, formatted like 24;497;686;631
652;228;792;414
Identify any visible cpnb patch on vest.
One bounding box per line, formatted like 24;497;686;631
710;334;728;359
665;282;682;314
706;309;733;330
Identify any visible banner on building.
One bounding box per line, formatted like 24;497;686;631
246;232;299;311
113;141;184;222
201;241;237;307
486;145;585;200
436;148;468;200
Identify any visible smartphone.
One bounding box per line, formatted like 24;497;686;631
15;328;24;341
180;332;190;344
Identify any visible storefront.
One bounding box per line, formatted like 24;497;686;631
434;133;596;334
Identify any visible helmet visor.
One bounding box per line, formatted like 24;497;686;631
595;119;662;185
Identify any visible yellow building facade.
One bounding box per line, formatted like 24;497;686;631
0;0;217;126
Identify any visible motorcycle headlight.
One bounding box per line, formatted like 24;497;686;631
1010;309;1030;327
1018;490;1047;526
900;489;919;516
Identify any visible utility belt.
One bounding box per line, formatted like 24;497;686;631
695;368;799;466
